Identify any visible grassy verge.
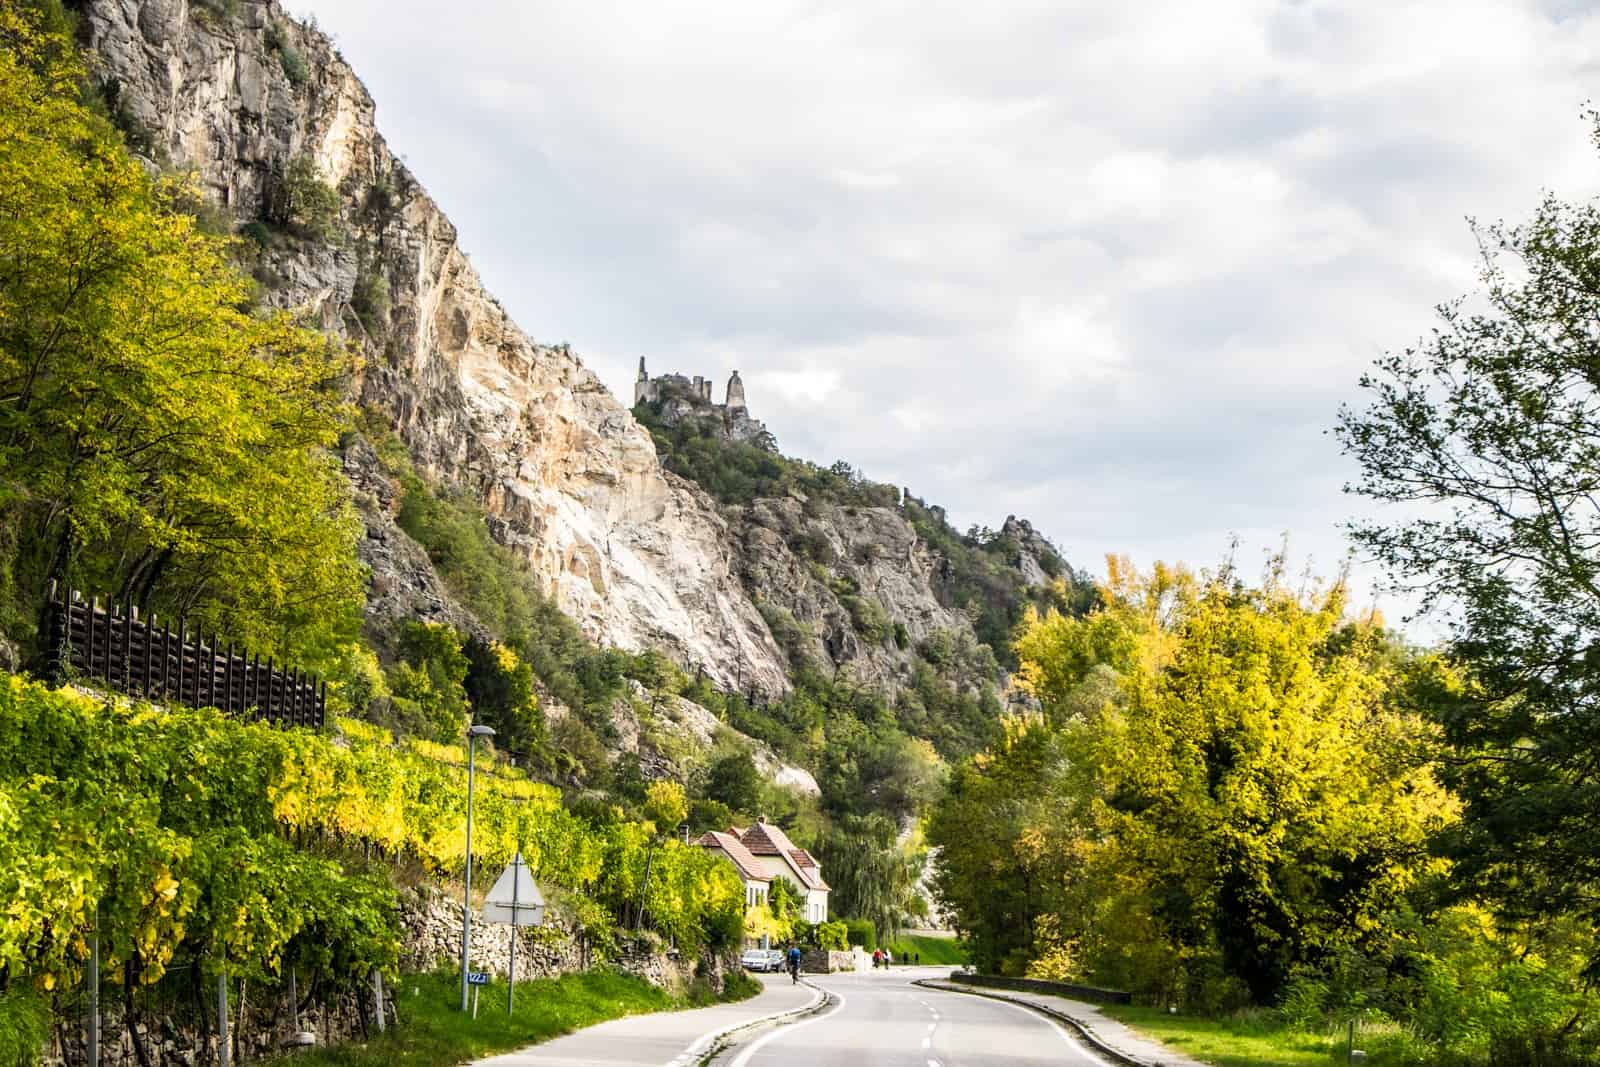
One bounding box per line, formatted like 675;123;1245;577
277;968;750;1067
1097;1005;1434;1067
1097;1006;1339;1066
0;986;50;1067
884;933;966;966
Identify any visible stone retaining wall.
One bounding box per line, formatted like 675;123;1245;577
801;948;861;973
46;887;736;1066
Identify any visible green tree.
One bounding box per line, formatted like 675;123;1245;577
1337;126;1600;955
819;813;923;945
0;6;361;666
462;636;543;756
932;560;1455;1002
703;750;763;815
927;714;1065;975
686;797;734;835
387;622;469;741
270;154;340;239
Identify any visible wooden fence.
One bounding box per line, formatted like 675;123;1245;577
44;583;325;728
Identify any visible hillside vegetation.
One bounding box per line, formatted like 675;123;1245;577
0;671;745;1007
0;14;1045;1062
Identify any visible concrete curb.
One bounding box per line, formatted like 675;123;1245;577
677;979;834;1067
913;979;1159;1067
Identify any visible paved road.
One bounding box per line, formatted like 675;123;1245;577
721;967;1111;1067
474;971;818;1067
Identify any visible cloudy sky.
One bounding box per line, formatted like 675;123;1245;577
310;0;1600;618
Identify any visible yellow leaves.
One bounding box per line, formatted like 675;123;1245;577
151;870;180;904
950;555;1468;984
1013;825;1048;868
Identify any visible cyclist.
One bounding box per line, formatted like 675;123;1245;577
786;943;803;984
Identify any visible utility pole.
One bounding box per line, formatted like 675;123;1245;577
459;723;497;1011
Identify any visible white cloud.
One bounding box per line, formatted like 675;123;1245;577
311;0;1600;625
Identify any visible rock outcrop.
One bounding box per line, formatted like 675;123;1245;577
1000;515;1061;588
735;497;974;692
80;0;789;696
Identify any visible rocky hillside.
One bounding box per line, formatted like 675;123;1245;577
81;0;788;694
78;0;1081;712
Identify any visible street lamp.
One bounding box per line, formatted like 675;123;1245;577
460;722;496;1011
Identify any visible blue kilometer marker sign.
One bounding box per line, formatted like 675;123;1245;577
467;972;490;987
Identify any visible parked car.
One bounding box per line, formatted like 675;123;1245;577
740;948;785;972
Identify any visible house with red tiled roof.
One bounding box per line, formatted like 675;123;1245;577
730;817;830;923
693;830;771;910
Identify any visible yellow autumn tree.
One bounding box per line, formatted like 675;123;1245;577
933;558;1456;1006
0;2;362;668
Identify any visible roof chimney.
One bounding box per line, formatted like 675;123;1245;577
757;815;767;824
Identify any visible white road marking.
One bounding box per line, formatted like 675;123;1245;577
661;983;824;1067
928;1060;943;1067
922;1036;930;1049
726;988;849;1067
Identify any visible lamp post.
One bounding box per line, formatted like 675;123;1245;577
460;723;496;1011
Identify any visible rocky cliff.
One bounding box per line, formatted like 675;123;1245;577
80;0;789;695
78;0;1073;713
736;497;973;691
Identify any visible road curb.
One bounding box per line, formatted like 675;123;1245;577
913;979;1157;1067
668;979;832;1067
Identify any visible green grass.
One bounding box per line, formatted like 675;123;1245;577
0;986;50;1067
1097;1005;1426;1067
276;969;742;1067
884;933;967;966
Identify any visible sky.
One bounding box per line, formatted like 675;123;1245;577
306;0;1600;622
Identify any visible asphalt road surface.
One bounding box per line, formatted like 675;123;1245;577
722;967;1111;1067
472;971;818;1067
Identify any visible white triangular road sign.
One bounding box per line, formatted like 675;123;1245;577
483;851;546;926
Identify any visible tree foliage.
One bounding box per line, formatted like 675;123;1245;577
1338;131;1600;953
817;813;924;944
931;560;1455;1006
0;670;748;999
0;6;362;667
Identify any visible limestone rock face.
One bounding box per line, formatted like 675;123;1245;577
80;0;789;695
735;498;973;692
1000;515;1059;588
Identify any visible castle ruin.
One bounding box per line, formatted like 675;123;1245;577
633;358;769;447
634;358;748;413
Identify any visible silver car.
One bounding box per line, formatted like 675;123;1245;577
740;948;785;972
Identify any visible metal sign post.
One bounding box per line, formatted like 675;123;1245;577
482;852;546;1014
508;869;517;1015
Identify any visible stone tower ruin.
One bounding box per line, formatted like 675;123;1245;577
632;359;770;447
